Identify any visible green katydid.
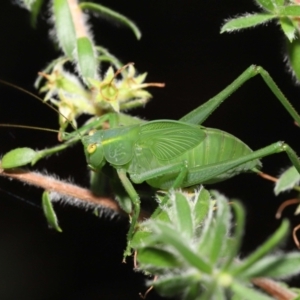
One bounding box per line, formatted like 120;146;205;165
79;65;300;258
1;65;300;260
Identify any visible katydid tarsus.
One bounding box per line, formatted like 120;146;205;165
1;65;300;260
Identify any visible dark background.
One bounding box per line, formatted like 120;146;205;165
0;1;300;299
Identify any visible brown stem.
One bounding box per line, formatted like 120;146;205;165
67;0;88;38
276;198;300;219
293;224;300;249
0;167;150;220
257;171;278;183
0;167;122;213
251;278;297;300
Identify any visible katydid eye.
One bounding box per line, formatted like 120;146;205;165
87;143;97;153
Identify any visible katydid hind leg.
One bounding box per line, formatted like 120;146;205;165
183;142;300;185
180;65;300;127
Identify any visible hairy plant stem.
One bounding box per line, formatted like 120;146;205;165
0;167;122;213
67;0;88;38
0;167;151;221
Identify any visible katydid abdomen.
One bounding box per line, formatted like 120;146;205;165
131;127;261;189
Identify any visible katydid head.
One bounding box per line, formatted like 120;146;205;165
82;125;140;170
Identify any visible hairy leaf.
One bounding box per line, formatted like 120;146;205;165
1;147;37;169
286;36;300;82
174;192;193;239
53;0;76;58
274;166;300;195
42;191;62;232
221;14;275;33
77;37;97;81
79;2;141;40
279;17;296;42
255;0;275;12
138;247;180;268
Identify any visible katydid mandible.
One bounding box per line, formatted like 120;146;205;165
81;65;300;258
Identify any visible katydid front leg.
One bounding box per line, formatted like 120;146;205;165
117;168;141;259
180;65;300;126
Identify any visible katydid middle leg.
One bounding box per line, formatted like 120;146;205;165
180;65;300;126
117;161;190;258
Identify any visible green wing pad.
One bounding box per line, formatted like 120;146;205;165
139;120;206;160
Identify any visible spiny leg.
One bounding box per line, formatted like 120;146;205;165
151;142;300;220
184;142;300;185
180;65;300;126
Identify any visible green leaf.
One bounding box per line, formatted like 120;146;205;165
274;166;300;195
79;2;141;40
149;221;212;273
223;201;245;270
240;252;300;279
130;230;152;249
279;5;300;16
24;0;44;27
53;0;76;58
221;14;275;33
231;281;273;300
77;37;97;80
208;193;231;264
96;46;123;69
1;147;37;169
286;35;300;82
196;198;215;255
279;17;296;42
22;0;37;9
183;283;201;300
254;0;275;12
137;247;180;268
232;220;289;276
174;192;193;239
153;273;199;297
193;187;210;225
42;191;62;232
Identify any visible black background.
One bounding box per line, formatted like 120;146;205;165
0;1;300;299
